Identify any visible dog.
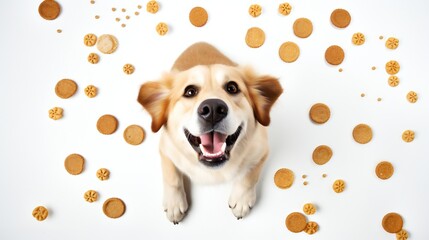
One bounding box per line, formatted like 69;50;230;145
138;42;283;224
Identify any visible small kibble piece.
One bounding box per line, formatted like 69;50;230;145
57;29;62;33
396;229;409;240
385;60;400;75
325;45;345;65
372;66;376;70
97;168;110;180
156;22;168;35
278;3;292;15
125;15;130;20
330;9;351;28
312;145;333;165
274;168;294;189
49;107;63;120
32;206;48;221
406;91;418;103
382;212;403;233
135;11;139;16
309;103;330;124
84;85;97;98
97;34;118;54
38;0;61;20
84;33;97;47
112;7;116;11
339;68;343;72
84;190;98;202
375;161;394;180
245;27;265;48
352;32;365;45
303;203;316;215
146;0;159;14
121;24;126;28
123;125;145;145
115;18;120;22
55;79;77;99
293;18;313;38
248;4;262;17
388;76;400;87
352;123;373;144
122;8;126;12
377;97;382;102
90;0;95;4
95;15;100;19
333;179;345;193
123;64;135;74
302;174;307;179
386;37;399;49
64;153;85;175
87;53;99;64
304;222;319;235
137;5;142;9
322;173;327;178
189;7;208;27
279;41;300;63
402;130;415;142
361;93;365;97
97;114;118;135
303;181;309;186
103;198;126;218
285;212;307;233
379;36;384;40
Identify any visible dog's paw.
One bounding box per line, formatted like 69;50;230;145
163;187;188;224
228;186;256;219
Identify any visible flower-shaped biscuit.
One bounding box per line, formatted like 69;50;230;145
333;179;345;193
402;130;415;142
303;203;316;215
304;222;318;235
388;76;399;87
278;3;292;15
385;60;400;75
123;63;135;74
97;168;110;180
88;53;99;64
49;107;63;120
32;206;48;221
84;33;97;46
84;190;98;202
146;0;159;14
386;37;399;49
156;22;168;36
407;91;418;103
84;85;97;98
396;229;408;240
352;32;365;45
249;4;262;17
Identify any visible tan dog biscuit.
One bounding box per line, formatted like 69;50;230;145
97;114;118;135
385;60;400;75
293;18;313;38
245;27;265;48
55;79;77;99
278;3;292;16
64;154;85;175
87;53;99;64
97;34;118;54
274;168;294;189
353;123;373;144
156;22;168;35
279;42;300;63
49;107;63;120
312;145;333;165
32;206;49;221
84;190;98;203
325;45;345;65
406;91;418;103
146;0;159;14
330;9;351;28
248;4;262;17
103;198;126;218
96;168;110;180
388;76;399;87
382;212;403;233
333;179;345;193
84;85;97;98
123;64;135;74
402;130;415;142
352;32;365;45
376;161;394;180
38;0;61;20
189;7;208;27
123;125;145;145
84;34;97;47
304;221;319;235
303;203;316;215
285;212;307;233
396;229;409;240
309;103;330;124
386;37;399;49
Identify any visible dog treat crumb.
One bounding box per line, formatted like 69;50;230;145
97;168;110;180
379;36;384;40
122;8;126;12
388;76;400;87
55;79;77;99
97;114;118;135
396;229;409;240
245;27;265;48
382;212;403;233
137;5;142;9
112;7;116;12
372;66;376;70
325;45;345;65
402;130;415;142
312;145;333;165
309;103;330;124
64;154;85;175
274;168;294;189
156;22;168;35
361;93;365;97
32;206;48;221
330;9;351;28
87;53;99;64
279;41;300;63
146;0;159;14
339;68;343;72
38;0;61;20
322;173;327;178
135;11;139;16
304;221;319;235
333;179;345;193
249;4;262;17
303;203;316;215
189;7;208;27
121;23;126;28
406;91;418;103
376;161;394;180
302;174;307;179
115;18;120;22
125;15;130;20
377;97;382;102
103;198;126;218
124;125;145;145
84;190;98;202
386;37;399;49
84;85;97;98
84;33;97;46
278;3;292;15
285;212;307;233
123;63;135;74
90;0;95;4
49;107;63;120
353;123;373;144
303;181;309;186
385;60;400;75
352;32;365;45
57;29;62;33
293;18;313;38
97;34;118;54
95;15;100;19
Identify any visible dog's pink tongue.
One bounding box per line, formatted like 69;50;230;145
200;132;227;154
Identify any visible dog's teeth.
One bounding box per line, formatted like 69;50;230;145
221;142;226;152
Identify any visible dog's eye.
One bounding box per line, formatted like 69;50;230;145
225;81;240;95
184;85;199;98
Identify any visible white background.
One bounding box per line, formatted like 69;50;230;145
1;0;428;239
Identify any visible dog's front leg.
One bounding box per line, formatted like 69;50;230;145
228;153;268;219
161;152;188;224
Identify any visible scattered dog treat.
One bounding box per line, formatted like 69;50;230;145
312;145;333;165
32;206;48;221
189;7;208;27
382;212;403;233
96;168;110;181
95;15;100;19
338;68;343;72
406;91;418;103
293;18;313;38
278;2;292;15
352;32;365;45
285;212;307;233
84;190;98;202
64;153;85;175
137;5;142;9
84;33;97;47
396;229;409;240
388;76;400;87
115;17;120;22
245;27;265;48
325;45;345;65
302;174;307;179
97;34;118;54
361;93;365;97
87;53;99;64
125;15;130;20
385;60;400;75
123;63;135;74
248;4;262;17
386;37;399;49
371;66;376;70
375;161;394;180
274;168;295;189
322;173;327;178
332;179;345;193
103;197;126;218
84;85;97;98
121;24;126;28
123;124;145;145
55;79;77;99
352;123;373;144
38;0;61;20
49;107;63;120
121;8;126;12
279;41;300;63
146;0;159;14
402;130;415;142
303;203;316;215
309;103;330;124
304;221;319;235
379;35;384;40
96;114;118;135
156;22;168;35
56;29;62;33
135;11;139;16
377;97;382;102
330;9;351;28
303;181;309;186
90;0;95;4
112;7;116;12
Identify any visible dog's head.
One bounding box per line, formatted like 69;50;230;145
138;43;282;168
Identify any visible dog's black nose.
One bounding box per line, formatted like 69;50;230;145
198;99;228;124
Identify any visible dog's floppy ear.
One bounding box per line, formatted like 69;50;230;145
137;74;172;132
244;69;283;126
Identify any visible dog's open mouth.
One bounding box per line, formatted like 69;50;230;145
184;126;242;167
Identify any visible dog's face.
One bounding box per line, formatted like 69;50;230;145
138;65;282;168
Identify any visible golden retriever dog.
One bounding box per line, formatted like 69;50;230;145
138;42;283;224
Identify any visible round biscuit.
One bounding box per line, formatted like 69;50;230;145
189;7;208;27
64;153;85;175
325;45;345;65
293;18;313;38
97;114;118;135
97;34;118;54
312;145;333;165
245;27;265;48
330;9;351;28
123;125;145;145
279;42;300;63
353;123;373;144
55;79;77;99
285;212;307;233
274;168;294;189
103;198;126;218
38;0;61;20
382;212;403;233
309;103;330;124
375;161;394;180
